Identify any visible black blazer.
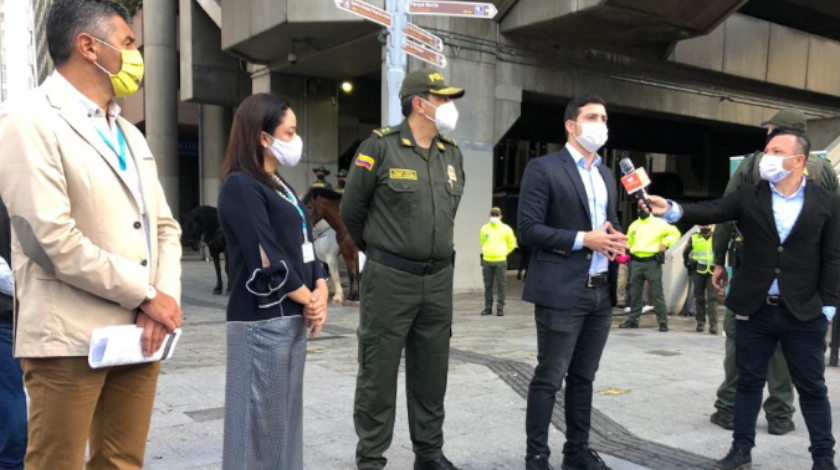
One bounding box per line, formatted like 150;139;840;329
518;148;622;310
680;181;840;321
218;173;327;322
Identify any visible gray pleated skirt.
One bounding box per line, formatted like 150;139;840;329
222;315;307;470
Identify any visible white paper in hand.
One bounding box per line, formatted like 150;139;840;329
88;325;182;369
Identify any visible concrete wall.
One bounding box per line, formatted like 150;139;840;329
808;117;840;152
673;13;840;97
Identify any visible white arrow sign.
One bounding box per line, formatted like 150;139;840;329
409;1;498;19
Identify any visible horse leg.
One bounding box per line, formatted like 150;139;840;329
224;248;231;294
328;255;344;304
348;256;360;301
212;250;223;295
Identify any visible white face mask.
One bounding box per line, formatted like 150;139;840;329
490;217;500;225
265;133;303;167
423;100;459;133
759;154;797;184
575;122;609;153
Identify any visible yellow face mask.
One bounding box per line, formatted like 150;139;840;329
93;37;144;98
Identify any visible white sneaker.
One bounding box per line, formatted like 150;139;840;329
624;307;631;314
642;305;655;313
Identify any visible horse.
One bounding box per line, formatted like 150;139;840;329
182;206;229;295
312;220;344;304
303;188;360;301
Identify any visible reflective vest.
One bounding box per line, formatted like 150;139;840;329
691;234;713;274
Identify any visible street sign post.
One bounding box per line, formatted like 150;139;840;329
409;1;498;18
334;0;392;28
404;39;447;67
333;0;496;126
405;23;444;52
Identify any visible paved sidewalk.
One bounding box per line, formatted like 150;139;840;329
145;261;840;470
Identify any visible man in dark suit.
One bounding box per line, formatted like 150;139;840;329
518;95;628;470
648;130;840;470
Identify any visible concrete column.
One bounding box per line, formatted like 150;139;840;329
200;104;232;207
143;0;180;216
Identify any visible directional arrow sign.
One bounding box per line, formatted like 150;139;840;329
405;23;444;52
409;1;498;19
334;0;392;28
404;39;448;68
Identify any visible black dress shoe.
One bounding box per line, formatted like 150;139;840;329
618;321;638;329
813;458;838;470
714;446;752;470
562;447;611;470
481;307;492;316
659;324;669;332
497;308;505;317
696;324;704;332
415;456;461;470
767;418;795;435
525;455;553;470
710;325;718;335
710;411;734;430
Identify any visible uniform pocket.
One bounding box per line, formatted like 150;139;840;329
445;181;464;213
386;179;420;218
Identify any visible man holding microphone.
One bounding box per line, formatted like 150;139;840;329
644;130;839;470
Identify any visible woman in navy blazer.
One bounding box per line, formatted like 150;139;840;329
217;93;328;470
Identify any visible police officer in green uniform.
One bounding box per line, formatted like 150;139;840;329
340;69;466;470
311;165;334;190
336;168;348;194
710;108;840;434
683;225;718;334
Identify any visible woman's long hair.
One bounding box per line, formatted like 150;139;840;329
221;93;292;188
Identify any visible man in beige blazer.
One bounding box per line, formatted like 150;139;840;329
0;1;183;469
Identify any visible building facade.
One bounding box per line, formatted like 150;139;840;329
0;0;39;103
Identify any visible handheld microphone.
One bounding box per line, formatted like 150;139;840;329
618;158;652;212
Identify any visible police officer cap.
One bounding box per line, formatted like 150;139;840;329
400;70;465;100
762;108;807;131
338;169;348;177
313;166;331;175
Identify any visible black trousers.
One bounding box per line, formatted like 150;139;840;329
733;303;835;459
525;285;613;457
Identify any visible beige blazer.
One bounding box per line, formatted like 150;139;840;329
0;76;182;358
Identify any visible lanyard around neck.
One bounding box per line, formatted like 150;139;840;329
96;124;126;172
273;177;309;243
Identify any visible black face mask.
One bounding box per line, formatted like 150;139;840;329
640;213;650;220
700;229;712;236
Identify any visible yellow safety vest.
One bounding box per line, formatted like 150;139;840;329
691;234;713;274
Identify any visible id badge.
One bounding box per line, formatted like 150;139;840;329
302;242;315;264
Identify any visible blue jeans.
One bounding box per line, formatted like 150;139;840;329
0;316;26;470
734;303;835;459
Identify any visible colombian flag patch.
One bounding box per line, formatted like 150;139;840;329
355;154;375;171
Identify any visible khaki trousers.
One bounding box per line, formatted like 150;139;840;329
22;357;160;470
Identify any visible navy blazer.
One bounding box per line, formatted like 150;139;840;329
218;173;327;322
518;148;622;310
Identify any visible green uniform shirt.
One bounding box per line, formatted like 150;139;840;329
340;119;466;261
311;179;334;191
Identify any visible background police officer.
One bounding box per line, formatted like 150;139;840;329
619;213;680;331
683;224;718;334
311;165;333;190
336;168;348;194
480;207;517;317
708;108;839;433
341;69;466;470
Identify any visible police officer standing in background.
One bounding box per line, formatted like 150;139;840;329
336;168;348;194
619;213;680;331
480;207;517;317
683;225;718;334
341;69;466;470
708;108;838;433
311;165;334;190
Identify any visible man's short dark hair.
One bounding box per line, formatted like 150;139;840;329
47;0;132;67
563;94;607;136
401;93;429;118
771;129;812;157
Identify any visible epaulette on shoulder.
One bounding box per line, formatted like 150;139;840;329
371;126;399;138
439;134;458;147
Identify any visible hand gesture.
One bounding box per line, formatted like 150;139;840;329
136;313;169;357
639;196;670;216
139;288;182;332
583;222;629;261
712;265;729;295
304;281;329;338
